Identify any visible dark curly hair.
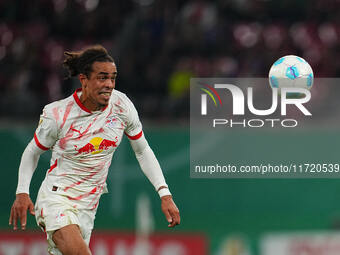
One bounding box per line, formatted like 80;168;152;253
63;45;114;79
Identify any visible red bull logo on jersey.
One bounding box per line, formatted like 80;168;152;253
76;137;118;155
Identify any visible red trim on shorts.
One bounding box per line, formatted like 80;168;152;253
48;159;57;173
34;133;49;150
125;130;143;140
39;222;46;233
73;88;109;113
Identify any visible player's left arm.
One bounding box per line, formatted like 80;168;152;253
128;133;180;227
123;94;180;227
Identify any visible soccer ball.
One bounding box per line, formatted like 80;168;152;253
268;55;314;90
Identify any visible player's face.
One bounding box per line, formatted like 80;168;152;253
82;61;117;109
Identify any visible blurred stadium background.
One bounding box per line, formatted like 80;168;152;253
2;0;340;254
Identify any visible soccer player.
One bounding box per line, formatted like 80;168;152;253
9;45;180;255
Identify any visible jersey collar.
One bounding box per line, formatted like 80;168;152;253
73;88;108;113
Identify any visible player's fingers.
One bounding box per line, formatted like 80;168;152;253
173;210;180;225
9;207;13;225
169;218;177;227
20;209;27;230
169;212;178;227
163;209;172;225
16;207;24;230
169;207;180;227
12;209;18;230
169;220;175;227
29;203;35;216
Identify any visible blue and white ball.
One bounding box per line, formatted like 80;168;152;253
269;55;314;90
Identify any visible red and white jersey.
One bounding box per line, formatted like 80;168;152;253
34;88;142;210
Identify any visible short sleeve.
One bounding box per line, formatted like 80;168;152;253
34;107;58;150
124;97;143;140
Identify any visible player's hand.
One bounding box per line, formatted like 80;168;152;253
161;195;180;228
9;193;35;230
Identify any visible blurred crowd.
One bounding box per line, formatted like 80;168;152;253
1;0;340;119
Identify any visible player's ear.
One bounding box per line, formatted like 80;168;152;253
79;74;87;87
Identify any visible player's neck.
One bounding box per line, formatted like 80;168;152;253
80;94;104;112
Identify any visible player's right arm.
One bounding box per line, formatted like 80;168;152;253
9;140;45;230
9;107;58;230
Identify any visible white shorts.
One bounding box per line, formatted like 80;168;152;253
35;181;97;255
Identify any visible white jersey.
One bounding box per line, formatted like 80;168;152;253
34;88;142;210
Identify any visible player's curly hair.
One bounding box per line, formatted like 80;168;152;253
63;45;114;79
